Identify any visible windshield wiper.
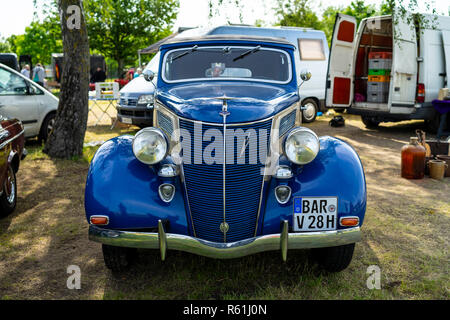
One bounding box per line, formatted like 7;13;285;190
170;45;198;62
232;45;261;62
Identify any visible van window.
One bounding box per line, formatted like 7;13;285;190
298;39;326;61
0;68;28;96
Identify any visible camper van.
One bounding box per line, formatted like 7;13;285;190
117;25;329;127
326;13;450;130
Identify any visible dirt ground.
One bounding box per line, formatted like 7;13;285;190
0;110;448;300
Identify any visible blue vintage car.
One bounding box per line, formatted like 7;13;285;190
85;35;366;273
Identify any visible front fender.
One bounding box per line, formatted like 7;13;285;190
261;136;367;235
84;136;190;235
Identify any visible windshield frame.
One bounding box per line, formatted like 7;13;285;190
161;45;293;85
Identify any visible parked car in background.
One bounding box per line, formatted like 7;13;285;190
326;13;450;130
0;53;20;72
86;36;366;273
0;115;26;217
115;53;159;128
117;25;330;127
0;63;58;141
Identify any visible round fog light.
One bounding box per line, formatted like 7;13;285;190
159;183;175;203
275;185;291;204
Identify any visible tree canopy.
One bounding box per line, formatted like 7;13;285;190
6;18;62;65
84;0;179;74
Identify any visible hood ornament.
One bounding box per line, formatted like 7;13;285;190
213;95;235;117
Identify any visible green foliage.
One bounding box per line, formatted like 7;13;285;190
275;0;323;30
6;18;62;65
84;0;179;74
0;37;11;52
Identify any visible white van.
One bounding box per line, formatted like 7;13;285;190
138;25;330;123
326;13;450;129
0;63;59;140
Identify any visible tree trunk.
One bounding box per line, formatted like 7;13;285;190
44;0;90;159
118;58;124;78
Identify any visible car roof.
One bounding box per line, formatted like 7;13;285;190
160;35;296;49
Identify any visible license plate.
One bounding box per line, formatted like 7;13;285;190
121;117;132;124
293;197;337;232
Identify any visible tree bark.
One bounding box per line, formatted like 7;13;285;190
44;0;90;159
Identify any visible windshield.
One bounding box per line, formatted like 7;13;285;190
162;46;291;84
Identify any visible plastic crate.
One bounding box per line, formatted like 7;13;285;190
368;75;390;82
368;51;392;59
367;91;388;103
368;69;391;76
369;58;392;70
367;81;389;94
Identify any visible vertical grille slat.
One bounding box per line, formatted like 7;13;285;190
180;118;272;243
157;110;174;137
279;110;296;137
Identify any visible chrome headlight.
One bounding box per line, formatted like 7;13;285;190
138;94;154;105
284;127;320;165
132;128;168;165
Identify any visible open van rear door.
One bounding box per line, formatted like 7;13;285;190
391;12;417;107
326;14;357;108
442;30;450;87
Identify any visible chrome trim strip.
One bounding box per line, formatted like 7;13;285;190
89;225;362;260
221;99;228;243
0;129;25;150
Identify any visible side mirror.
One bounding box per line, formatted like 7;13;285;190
143;70;155;82
300;69;312;82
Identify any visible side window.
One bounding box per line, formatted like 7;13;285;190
29;84;44;95
298;39;326;61
0;68;28;96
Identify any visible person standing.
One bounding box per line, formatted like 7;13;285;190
91;67;107;83
21;64;30;78
32;63;45;87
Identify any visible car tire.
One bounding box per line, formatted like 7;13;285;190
0;164;17;217
361;116;380;129
312;243;355;272
102;244;136;272
301;99;318;123
38;113;56;142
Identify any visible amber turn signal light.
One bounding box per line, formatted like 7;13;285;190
340;217;359;227
90;216;109;225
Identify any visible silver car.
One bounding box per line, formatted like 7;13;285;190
0;63;59;141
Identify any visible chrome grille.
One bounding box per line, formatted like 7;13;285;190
157;110;174;138
180;118;272;242
279;110;296;137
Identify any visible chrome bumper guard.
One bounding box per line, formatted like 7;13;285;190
89;220;361;261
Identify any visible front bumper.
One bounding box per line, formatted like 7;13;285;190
116;105;153;126
89;221;361;261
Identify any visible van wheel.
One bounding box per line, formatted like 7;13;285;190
301;99;318;123
361;116;380;128
311;243;355;272
0;164;17;217
38;113;56;142
102;244;136;272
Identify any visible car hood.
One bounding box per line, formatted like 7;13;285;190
119;76;155;97
156;82;298;123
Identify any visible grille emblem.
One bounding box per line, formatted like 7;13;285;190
220;222;229;234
